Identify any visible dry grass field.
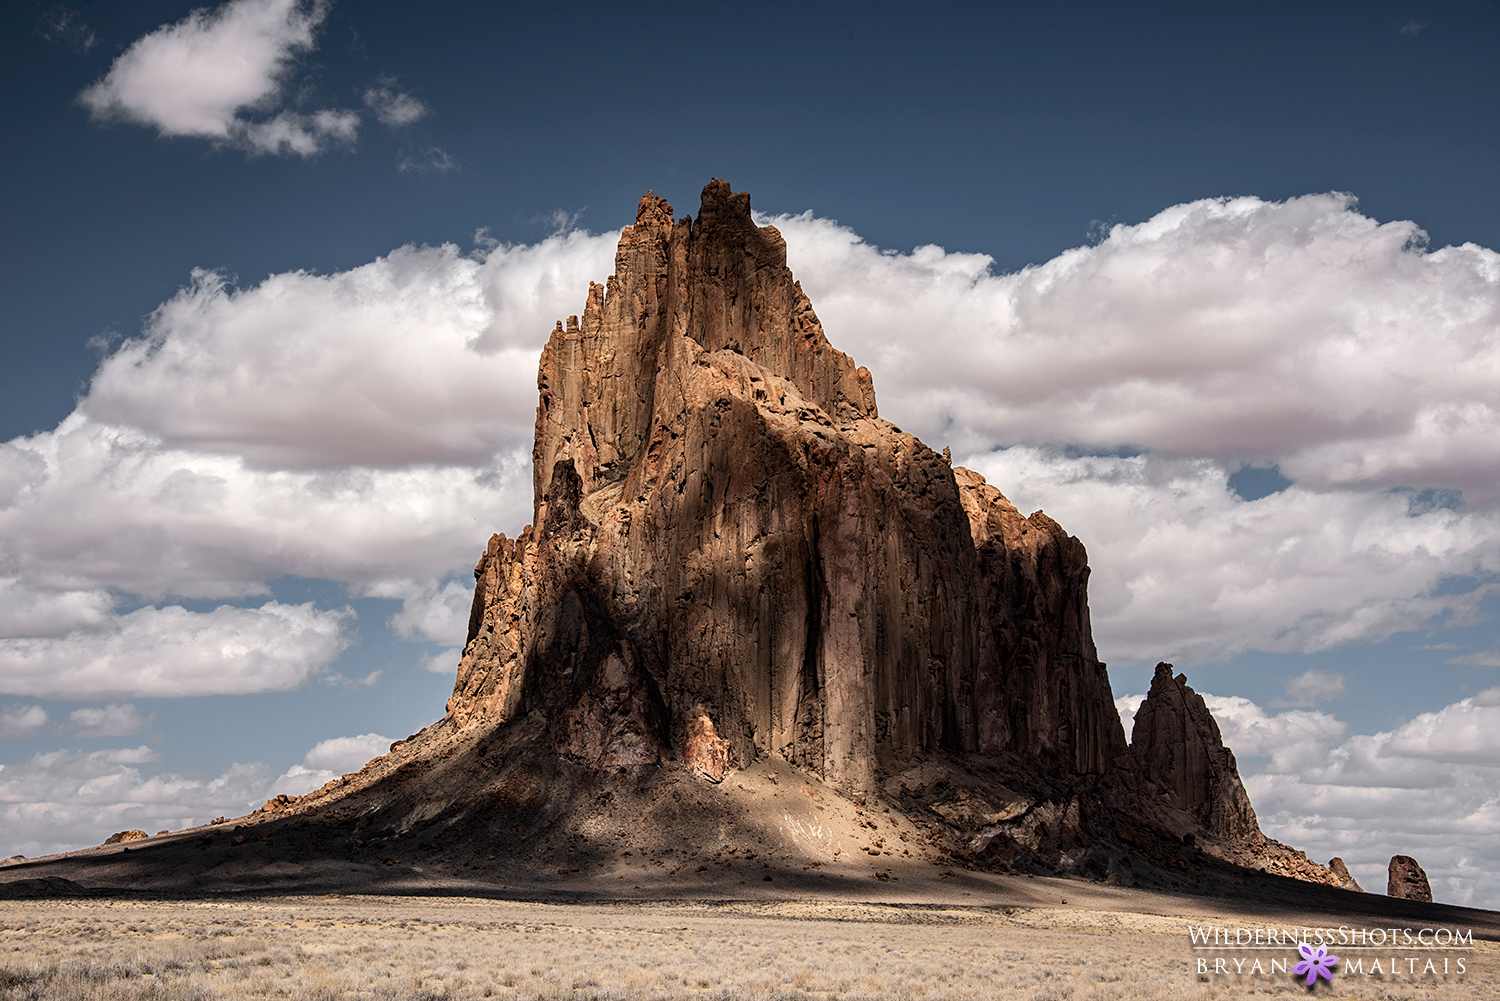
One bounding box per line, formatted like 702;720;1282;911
1;894;1494;1001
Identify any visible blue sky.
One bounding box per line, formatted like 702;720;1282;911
3;0;1500;905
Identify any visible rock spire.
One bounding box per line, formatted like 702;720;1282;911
1388;855;1433;901
1128;663;1260;841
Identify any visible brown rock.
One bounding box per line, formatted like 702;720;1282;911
449;179;1128;794
956;468;1128;775
101;830;148;845
684;715;731;782
1388;855;1432;901
1328;856;1364;891
1128;663;1260;841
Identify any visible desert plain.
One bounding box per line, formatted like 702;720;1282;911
4;867;1498;1001
5;747;1498;1000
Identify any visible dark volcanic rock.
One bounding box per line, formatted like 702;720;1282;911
1128;663;1260;841
450;180;1127;794
0;876;87;899
1388;855;1433;901
1329;857;1364;892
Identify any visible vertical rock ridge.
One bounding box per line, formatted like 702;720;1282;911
1128;662;1261;841
954;466;1128;774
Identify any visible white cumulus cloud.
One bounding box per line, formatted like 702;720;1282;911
84;231;616;469
1282;668;1348;705
1383;687;1500;765
0;601;353;700
269;731;392;796
0;420;532;599
770;195;1500;500
0;705;49;741
963;447;1500;663
0;579;114;638
78;0;358;156
364;577;474;647
363;80;426;127
0;746;271;858
66;703;155;739
0;730;397;858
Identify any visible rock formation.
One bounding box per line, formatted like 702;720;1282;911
1388;855;1433;901
0;182;1435;903
449;179;1127;795
1329;857;1364;892
1128;663;1260;841
101;830;148;845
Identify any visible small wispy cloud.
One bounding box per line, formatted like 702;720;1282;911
533;208;587;235
78;0;360;157
1448;650;1500;668
363;78;426;127
38;6;96;53
1270;669;1348;707
0;704;49;740
396;144;455;173
1400;21;1426;36
66;703;154;738
322;669;383;688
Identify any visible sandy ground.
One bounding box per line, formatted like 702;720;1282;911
7;752;1499;999
3;884;1497;1000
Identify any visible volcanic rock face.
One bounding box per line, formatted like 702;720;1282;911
450;180;1127;794
1128;663;1260;841
1329;857;1365;892
1388;855;1433;901
955;468;1127;776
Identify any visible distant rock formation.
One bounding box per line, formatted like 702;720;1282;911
1388;855;1432;901
449;180;1127;794
102;830;149;845
1127;663;1260;841
1329;857;1364;892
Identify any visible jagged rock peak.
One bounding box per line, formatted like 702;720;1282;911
1388;855;1433;901
530;178;877;514
1329;856;1365;892
1129;663;1260;841
449;179;1128;796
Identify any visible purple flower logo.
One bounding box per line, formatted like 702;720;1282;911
1293;942;1340;985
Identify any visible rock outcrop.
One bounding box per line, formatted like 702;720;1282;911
1330;857;1364;892
449;179;1127;795
102;830;149;845
1388;855;1433;901
1128;663;1260;841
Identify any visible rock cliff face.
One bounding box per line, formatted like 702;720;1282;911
1128;663;1260;841
1330;857;1365;892
449;180;1127;796
1388;855;1433;901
